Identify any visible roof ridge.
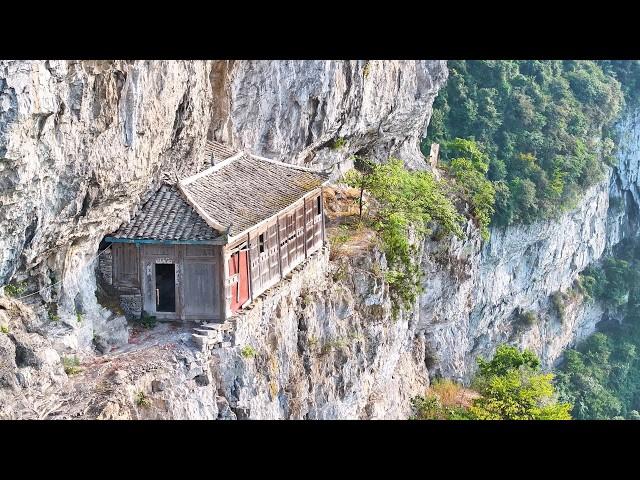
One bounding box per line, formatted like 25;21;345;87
248;153;332;174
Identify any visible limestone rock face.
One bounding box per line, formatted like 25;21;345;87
215;60;448;170
419;181;610;381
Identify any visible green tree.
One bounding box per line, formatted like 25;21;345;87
469;345;572;420
345;158;464;314
425;60;625;227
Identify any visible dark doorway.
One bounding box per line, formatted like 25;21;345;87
155;263;176;312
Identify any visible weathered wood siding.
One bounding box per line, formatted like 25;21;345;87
136;244;222;321
305;190;323;256
227;241;250;314
112;243;140;289
246;187;325;302
183;245;220;320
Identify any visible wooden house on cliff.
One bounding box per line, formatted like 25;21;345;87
104;141;330;322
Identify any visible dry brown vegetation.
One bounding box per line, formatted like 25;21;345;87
429;379;479;410
323;185;376;260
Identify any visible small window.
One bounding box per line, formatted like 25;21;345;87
316;195;321;215
259;233;265;253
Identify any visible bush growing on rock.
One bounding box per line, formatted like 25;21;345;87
62;356;82;376
345;158;464;316
3;282;27;298
412;345;571;420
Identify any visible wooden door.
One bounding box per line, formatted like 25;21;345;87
183;261;218;318
228;250;249;313
278;214;289;276
268;221;279;283
249;235;261;296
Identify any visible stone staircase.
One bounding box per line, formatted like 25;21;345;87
191;317;238;352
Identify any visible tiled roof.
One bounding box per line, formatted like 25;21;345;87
204;140;238;164
111;185;220;242
180;154;330;237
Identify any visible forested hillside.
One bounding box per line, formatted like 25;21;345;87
423;60;638;226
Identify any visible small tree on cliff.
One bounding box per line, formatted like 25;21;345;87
344;158;464;315
468;344;572;420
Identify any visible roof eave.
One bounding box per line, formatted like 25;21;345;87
104;237;228;245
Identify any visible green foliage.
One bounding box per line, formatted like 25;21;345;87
425;60;625;227
135;391;151;408
599;60;640;106
76;311;84;324
331;137;347;150
444;140;496;240
476;344;540;377
320;338;348;355
345;158;464;315
62;356;82;376
48;304;60;322
580;256;638;307
0;324;9;334
555;238;640;419
363;61;371;79
139;311;157;329
329;224;352;253
240;345;257;358
410;393;468;420
3;281;27;298
410;379;473;420
469;345;571;420
515;309;538;329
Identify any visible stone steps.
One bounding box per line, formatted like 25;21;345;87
191;318;238;352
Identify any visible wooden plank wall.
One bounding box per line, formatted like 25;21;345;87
112;243;140;290
136;244;222;321
247;188;325;301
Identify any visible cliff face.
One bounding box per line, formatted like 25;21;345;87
2;60;640;419
419;180;609;381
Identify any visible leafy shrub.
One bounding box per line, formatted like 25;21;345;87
515;309;538;328
331;137;347;150
48;305;60;322
3;281;27;298
62;356;82;376
412;345;571;420
469;345;571;420
411;379;472;420
240;345;257;358
345;158;464;315
444;139;496;240
139;311;157;329
0;324;9;334
135;391;151;408
363;61;371;79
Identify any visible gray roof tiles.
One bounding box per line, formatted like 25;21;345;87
112;184;220;242
180;154;329;236
111;144;329;242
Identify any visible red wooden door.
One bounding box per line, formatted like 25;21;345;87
229;250;249;313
